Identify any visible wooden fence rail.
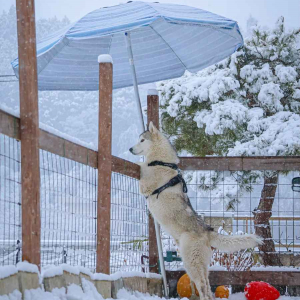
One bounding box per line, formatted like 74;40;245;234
1;108;299;175
0;109;140;179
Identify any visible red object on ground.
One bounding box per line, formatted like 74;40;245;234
244;281;280;300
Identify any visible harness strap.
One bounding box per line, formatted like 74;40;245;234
151;174;187;199
147;160;187;199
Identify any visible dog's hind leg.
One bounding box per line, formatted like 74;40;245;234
179;233;213;300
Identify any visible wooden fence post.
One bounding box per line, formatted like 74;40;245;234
147;89;159;273
16;0;41;267
96;55;113;274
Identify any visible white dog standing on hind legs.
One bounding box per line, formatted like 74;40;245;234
129;122;262;300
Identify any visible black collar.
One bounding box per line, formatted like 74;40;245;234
148;160;178;170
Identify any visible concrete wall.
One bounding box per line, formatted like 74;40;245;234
0;265;163;299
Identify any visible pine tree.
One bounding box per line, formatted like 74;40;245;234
159;18;300;265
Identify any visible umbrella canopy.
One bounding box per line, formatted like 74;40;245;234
12;1;243;91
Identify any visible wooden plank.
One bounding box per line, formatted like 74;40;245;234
147;92;159;273
16;0;41;267
96;59;113;274
179;156;300;171
167;270;300;286
111;156;140;179
0;109;20;140
0;110;140;176
39;129;98;168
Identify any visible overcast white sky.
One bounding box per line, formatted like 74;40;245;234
1;0;300;31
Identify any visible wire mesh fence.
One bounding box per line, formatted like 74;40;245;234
162;169;300;271
0;134;21;266
1;128;300;273
40;150;98;271
110;172;149;273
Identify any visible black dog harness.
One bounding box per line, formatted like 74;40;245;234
147;160;188;198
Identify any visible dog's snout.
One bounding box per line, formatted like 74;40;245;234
129;147;133;153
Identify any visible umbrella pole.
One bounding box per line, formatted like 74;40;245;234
125;32;145;131
125;32;169;298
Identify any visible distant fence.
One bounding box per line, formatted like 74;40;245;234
162;163;300;271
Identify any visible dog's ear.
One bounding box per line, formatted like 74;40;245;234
149;121;158;134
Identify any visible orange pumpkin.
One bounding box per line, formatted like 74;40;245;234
177;273;199;298
215;285;229;298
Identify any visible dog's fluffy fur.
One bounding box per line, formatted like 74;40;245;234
130;122;262;300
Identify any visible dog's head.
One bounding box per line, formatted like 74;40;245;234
129;121;159;156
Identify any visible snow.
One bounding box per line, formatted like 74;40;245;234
98;54;113;64
92;273;112;281
81;278;104;300
257;83;284;113
23;288;60;300
67;284;86;299
78;266;93;277
0;265;18;279
109;271;162;281
275;65;298;83
61;264;80;275
41;265;162;281
147;89;158;96
2;287;184;300
17;261;39;274
194;99;248;135
0;103;20;118
42;266;64;278
40;123;97;151
0;290;22;300
228;111;300;156
0;102;97;151
208;265;227;271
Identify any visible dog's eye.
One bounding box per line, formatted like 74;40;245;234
141;139;145;142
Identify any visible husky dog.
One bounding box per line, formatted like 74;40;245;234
129;122;262;300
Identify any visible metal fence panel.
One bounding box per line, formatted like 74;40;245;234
162;170;300;270
110;172;149;273
0;134;21;266
40;150;98;271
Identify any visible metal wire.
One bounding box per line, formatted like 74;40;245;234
0;134;21;266
110;172;149;273
40;150;98;271
1;132;299;272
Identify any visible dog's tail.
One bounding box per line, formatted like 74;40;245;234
209;232;263;252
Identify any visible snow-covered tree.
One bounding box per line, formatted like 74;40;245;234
159;17;300;265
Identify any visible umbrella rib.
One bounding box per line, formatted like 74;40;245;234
149;25;187;72
108;34;113;54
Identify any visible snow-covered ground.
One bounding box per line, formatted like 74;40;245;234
2;288;300;300
1;263;300;300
